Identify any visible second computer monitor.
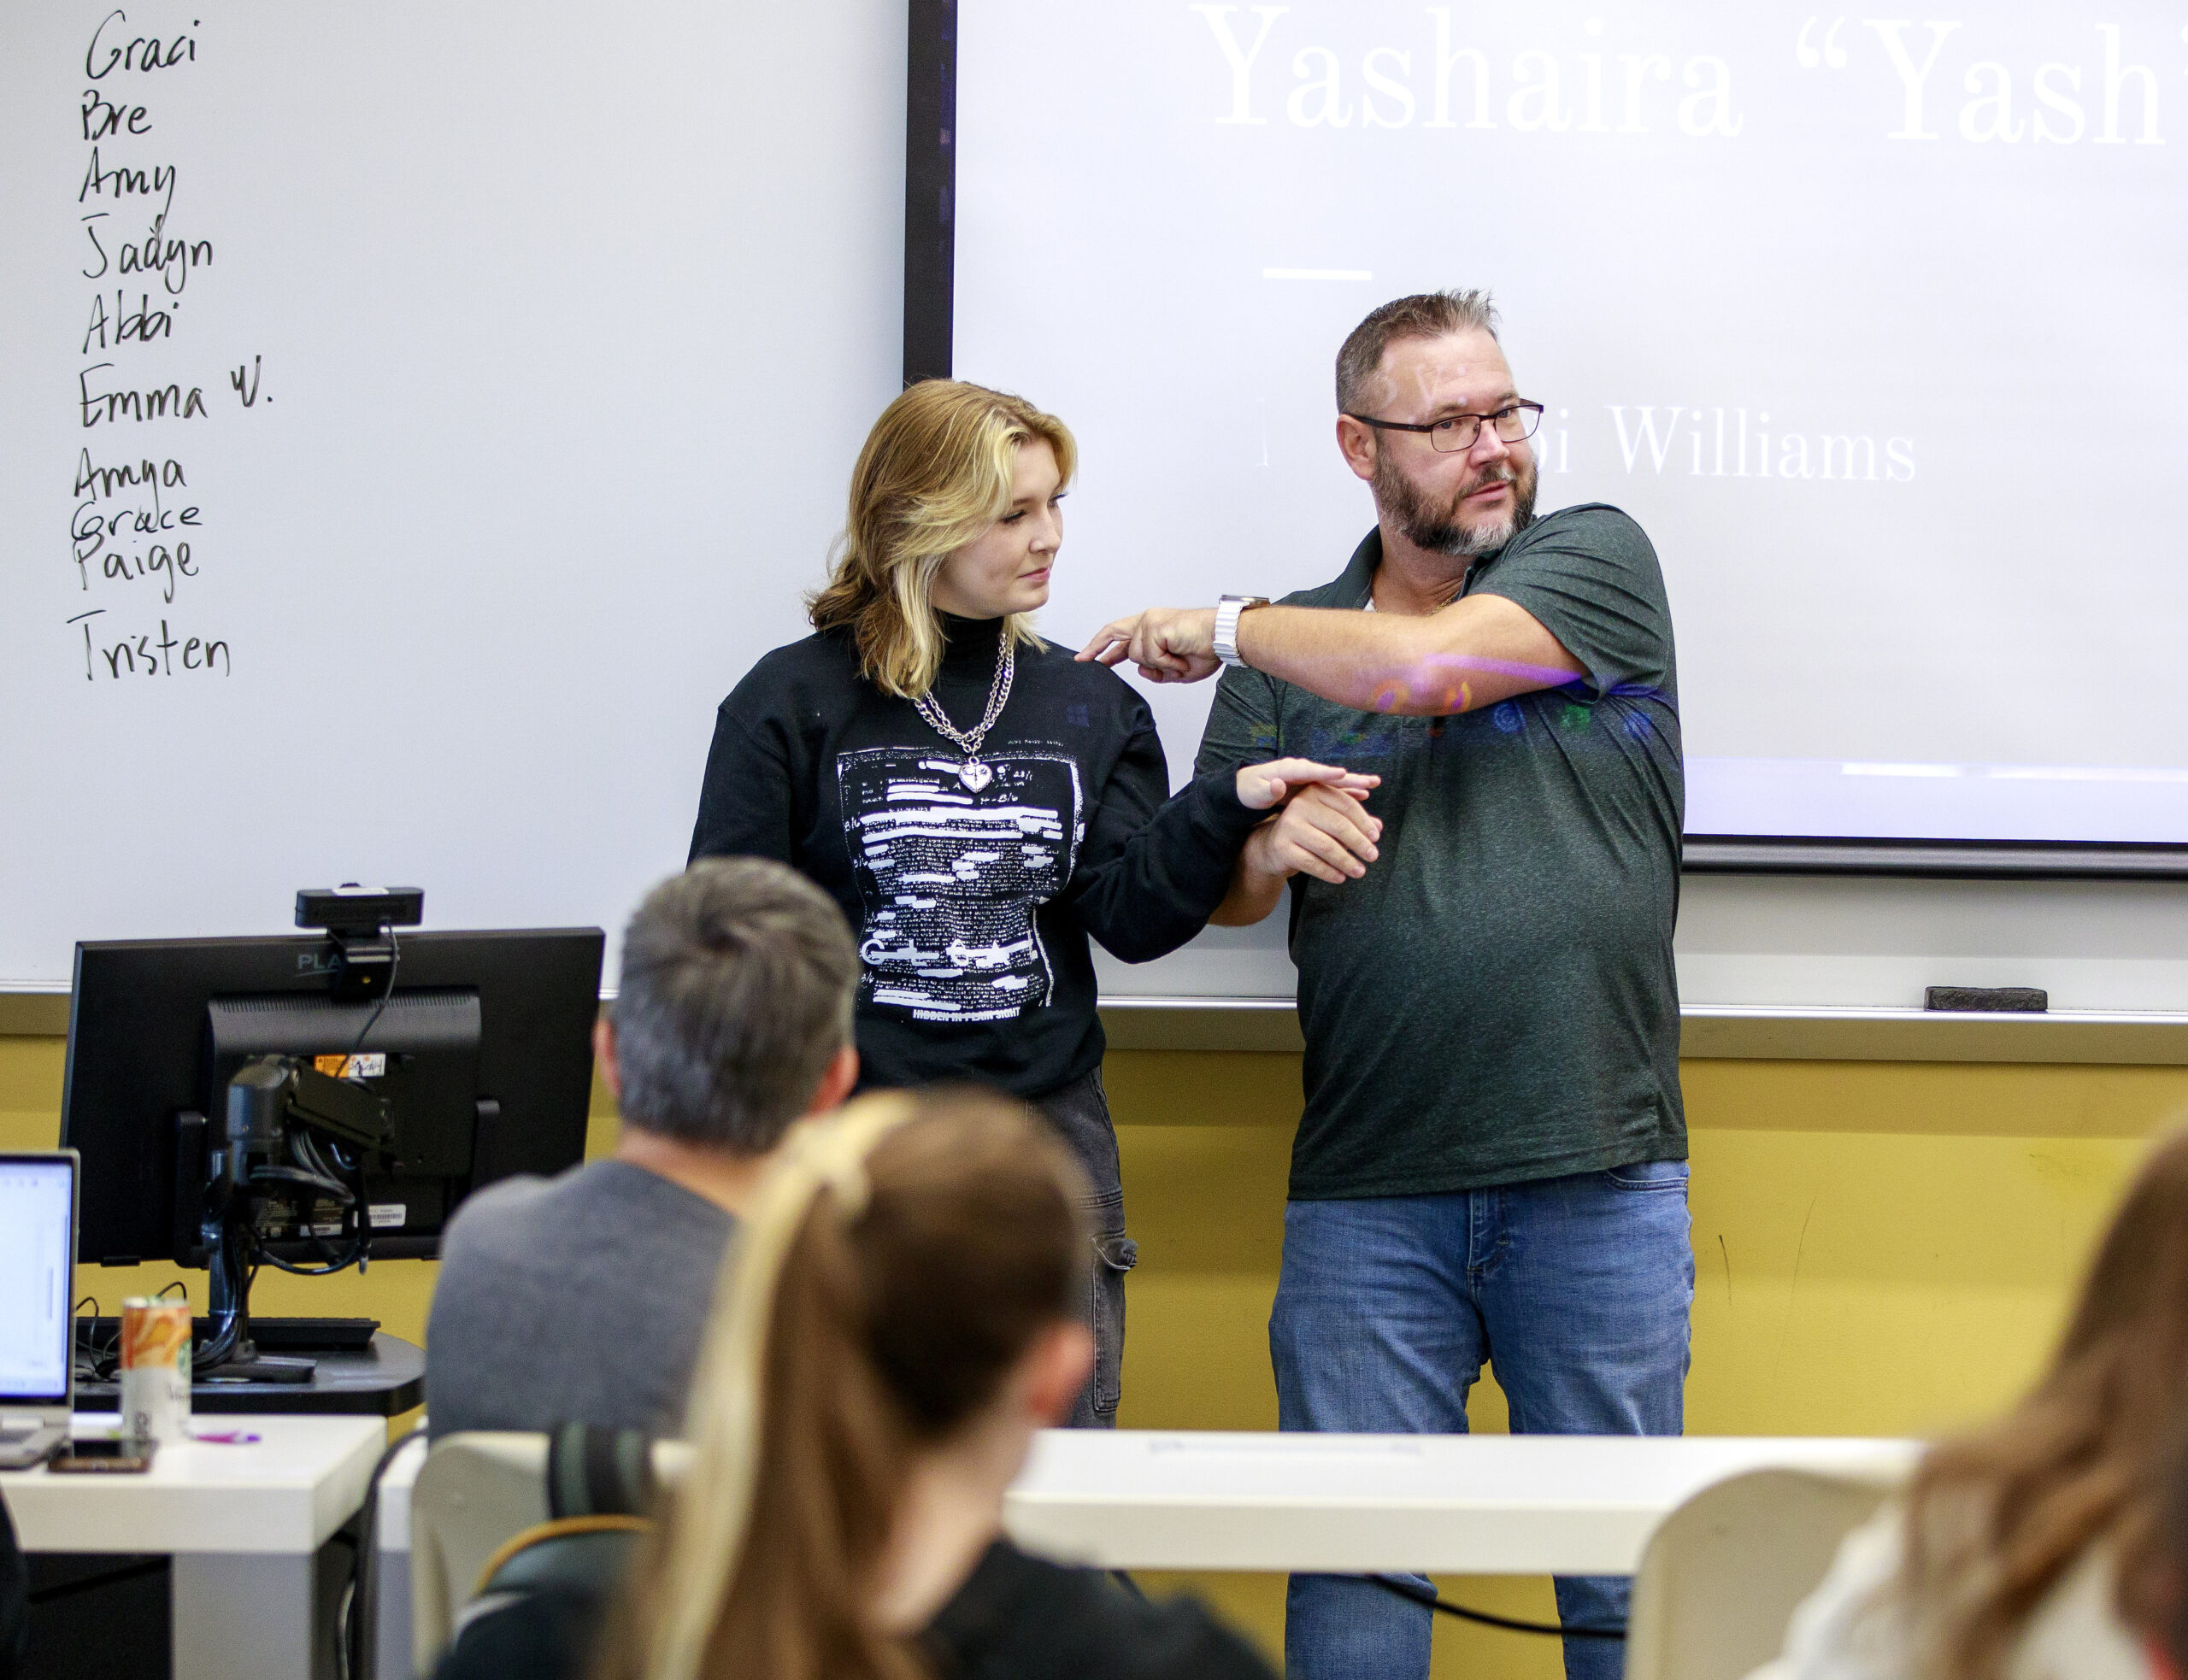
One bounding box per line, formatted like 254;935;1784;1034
61;927;604;1267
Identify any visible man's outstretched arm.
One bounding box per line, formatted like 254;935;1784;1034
1079;596;1582;718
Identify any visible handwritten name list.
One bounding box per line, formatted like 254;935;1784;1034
68;9;250;682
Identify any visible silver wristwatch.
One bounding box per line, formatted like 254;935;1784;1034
1213;595;1270;668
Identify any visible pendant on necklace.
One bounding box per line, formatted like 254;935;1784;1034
958;760;994;793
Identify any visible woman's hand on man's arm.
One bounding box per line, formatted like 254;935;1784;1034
1232;757;1379;813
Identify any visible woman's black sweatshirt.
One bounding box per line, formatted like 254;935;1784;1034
690;614;1266;1099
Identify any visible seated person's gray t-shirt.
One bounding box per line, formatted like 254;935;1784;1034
424;1159;732;1439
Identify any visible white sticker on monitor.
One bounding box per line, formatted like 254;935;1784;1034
315;1053;387;1079
368;1204;407;1229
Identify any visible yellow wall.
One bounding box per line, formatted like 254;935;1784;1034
6;1033;2182;1677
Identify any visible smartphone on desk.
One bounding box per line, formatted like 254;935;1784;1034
49;1436;156;1473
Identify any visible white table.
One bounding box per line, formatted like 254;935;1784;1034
375;1433;432;1680
2;1414;386;1680
373;1429;1916;1671
1001;1431;1921;1576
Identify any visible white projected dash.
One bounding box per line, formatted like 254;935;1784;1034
1262;268;1373;281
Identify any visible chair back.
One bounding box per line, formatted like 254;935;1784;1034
434;1515;653;1680
2;1484;28;1680
410;1427;688;1677
1624;1462;1910;1680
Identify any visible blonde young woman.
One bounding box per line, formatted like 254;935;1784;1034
1750;1125;2188;1680
602;1089;1276;1680
690;381;1376;1426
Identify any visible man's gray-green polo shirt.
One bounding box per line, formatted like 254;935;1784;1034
1194;503;1685;1200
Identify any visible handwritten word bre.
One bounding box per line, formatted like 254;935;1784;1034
1858;21;2170;144
1195;7;1742;136
80;87;151;139
85;10;200;78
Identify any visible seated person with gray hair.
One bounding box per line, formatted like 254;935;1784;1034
424;856;860;1438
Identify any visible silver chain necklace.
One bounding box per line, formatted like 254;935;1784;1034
913;634;1015;792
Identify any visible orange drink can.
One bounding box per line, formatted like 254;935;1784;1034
119;1297;193;1444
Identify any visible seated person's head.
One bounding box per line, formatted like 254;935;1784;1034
602;856;860;1159
1900;1123;2188;1675
607;1088;1094;1680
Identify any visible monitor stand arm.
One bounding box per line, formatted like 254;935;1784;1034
196;1203;315;1385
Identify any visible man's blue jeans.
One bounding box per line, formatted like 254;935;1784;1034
1272;1161;1694;1680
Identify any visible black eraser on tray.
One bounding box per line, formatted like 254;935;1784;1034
1925;986;2048;1013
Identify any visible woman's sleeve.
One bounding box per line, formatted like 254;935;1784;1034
1062;723;1267;964
688;701;799;866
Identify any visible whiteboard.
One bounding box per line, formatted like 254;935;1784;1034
7;1;2186;1015
0;0;906;986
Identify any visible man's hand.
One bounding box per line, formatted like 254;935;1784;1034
1250;781;1381;884
1078;608;1220;684
1232;758;1381;813
1212;778;1383;925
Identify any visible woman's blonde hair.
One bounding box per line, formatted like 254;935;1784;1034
1895;1122;2188;1678
809;380;1077;698
599;1089;1091;1680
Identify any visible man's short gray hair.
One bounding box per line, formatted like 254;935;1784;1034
1335;290;1501;414
611;857;857;1151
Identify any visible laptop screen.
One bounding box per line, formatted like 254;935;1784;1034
0;1155;76;1405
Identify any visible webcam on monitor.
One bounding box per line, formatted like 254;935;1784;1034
295;884;424;1002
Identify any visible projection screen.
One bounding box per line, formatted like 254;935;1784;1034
943;1;2188;850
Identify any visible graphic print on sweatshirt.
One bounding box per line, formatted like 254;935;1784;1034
836;748;1086;1023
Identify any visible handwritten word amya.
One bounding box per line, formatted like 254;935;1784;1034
1824;21;2177;145
1194;8;1742;136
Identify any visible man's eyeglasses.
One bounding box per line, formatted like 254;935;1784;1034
1343;401;1545;454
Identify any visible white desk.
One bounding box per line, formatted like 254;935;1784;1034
375;1433;432;1680
373;1429;1916;1672
1001;1431;1921;1576
3;1415;386;1680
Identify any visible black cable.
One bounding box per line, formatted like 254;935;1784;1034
348;926;400;1057
256;1240;369;1277
248;1125;369;1275
70;1295;109;1382
1362;1574;1626;1641
344;1423;427;1680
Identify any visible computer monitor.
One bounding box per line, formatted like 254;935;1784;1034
61;928;604;1270
0;1152;77;1466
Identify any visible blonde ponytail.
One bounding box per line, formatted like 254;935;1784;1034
602;1090;1090;1680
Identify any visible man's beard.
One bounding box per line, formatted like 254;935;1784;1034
1373;451;1538;558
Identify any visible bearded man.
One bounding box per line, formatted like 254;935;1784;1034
1080;291;1691;1680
